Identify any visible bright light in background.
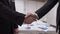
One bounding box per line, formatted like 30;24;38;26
15;0;25;14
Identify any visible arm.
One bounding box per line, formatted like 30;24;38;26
35;0;58;19
0;2;25;26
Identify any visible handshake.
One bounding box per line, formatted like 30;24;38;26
24;12;39;24
14;12;39;34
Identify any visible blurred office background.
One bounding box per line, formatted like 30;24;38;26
15;0;58;26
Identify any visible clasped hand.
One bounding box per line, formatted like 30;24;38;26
24;12;38;24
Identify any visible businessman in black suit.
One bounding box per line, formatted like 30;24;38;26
26;0;60;34
0;0;37;34
0;0;25;34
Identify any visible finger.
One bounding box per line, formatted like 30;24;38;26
24;16;36;24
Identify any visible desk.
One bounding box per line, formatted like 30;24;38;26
18;20;57;34
18;26;57;34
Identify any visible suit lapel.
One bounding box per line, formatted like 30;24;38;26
9;0;16;11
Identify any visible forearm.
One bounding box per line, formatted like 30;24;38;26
35;0;58;19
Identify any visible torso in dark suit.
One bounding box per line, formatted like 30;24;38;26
35;0;60;33
0;0;25;34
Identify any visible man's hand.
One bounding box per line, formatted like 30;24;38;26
24;12;38;24
14;28;19;34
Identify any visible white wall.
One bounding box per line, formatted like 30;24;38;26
15;0;58;26
15;0;25;14
15;0;46;13
46;3;58;26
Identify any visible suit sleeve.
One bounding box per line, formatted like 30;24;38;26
0;2;25;26
35;0;58;19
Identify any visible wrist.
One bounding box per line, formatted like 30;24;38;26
32;12;39;19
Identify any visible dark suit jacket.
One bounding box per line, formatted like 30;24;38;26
0;0;25;34
35;0;59;32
